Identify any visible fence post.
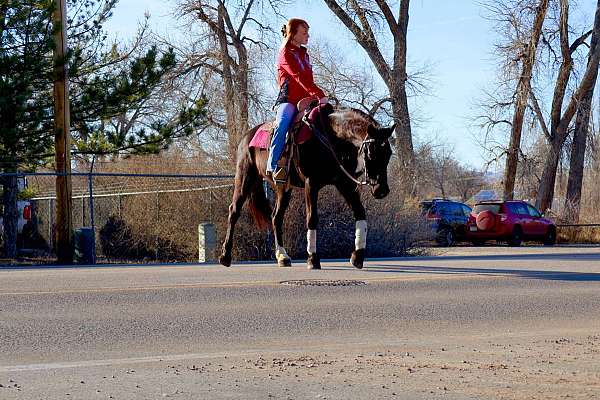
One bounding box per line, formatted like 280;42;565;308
155;192;160;260
48;198;54;251
198;223;216;263
81;196;85;226
88;169;96;264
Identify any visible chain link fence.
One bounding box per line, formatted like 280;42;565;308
2;170;431;265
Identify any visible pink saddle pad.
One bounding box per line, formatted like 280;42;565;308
249;122;273;149
249;105;328;149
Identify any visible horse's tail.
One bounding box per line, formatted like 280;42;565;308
248;181;272;231
235;131;272;231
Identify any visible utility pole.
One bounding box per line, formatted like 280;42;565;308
53;0;73;264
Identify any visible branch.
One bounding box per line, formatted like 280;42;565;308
528;90;551;140
322;0;391;82
374;0;400;38
569;29;593;55
241;36;269;49
369;97;392;116
236;0;255;38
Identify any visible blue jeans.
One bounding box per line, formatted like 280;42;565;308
267;103;296;172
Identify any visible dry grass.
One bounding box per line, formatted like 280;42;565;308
25;152;433;263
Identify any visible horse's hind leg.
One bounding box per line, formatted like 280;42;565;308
336;182;367;269
272;188;292;267
305;178;321;270
219;167;256;267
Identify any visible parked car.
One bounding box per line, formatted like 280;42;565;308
466;200;556;246
420;199;472;246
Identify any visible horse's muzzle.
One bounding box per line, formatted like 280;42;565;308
371;183;389;199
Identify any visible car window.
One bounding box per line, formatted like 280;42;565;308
436;203;449;215
473;204;501;214
461;204;472;216
420;202;433;215
451;203;464;216
506;203;529;215
527;204;541;217
516;204;529;215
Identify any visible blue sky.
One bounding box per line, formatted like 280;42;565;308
104;1;593;170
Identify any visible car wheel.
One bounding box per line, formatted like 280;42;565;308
508;226;523;247
543;227;556;246
471;239;485;246
437;228;455;247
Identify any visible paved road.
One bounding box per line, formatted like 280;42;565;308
1;246;600;399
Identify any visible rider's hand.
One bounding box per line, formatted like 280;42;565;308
319;96;329;105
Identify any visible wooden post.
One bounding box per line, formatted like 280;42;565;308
53;0;73;264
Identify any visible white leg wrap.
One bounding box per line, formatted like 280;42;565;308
355;220;367;250
307;229;317;254
275;246;289;262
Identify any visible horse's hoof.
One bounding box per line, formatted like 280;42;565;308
219;254;231;267
307;253;321;270
278;258;292;267
350;249;364;269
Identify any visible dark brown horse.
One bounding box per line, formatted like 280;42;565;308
219;104;395;269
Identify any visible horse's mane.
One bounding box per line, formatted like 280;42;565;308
328;107;379;145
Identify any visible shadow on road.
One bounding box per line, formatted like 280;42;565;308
407;252;600;262
343;263;600;282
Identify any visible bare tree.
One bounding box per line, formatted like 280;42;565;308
430;145;456;199
563;11;600;222
175;0;279;161
310;42;393;121
535;0;600;213
451;168;486;203
497;0;549;200
477;0;549;200
321;0;414;171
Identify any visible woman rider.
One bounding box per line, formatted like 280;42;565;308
267;18;328;182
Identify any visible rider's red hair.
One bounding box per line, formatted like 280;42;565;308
281;18;309;46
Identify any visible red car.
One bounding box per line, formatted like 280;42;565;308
466;200;556;246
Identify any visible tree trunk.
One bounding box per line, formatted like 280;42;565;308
536;130;565;213
215;4;237;160
564;5;600;223
564;101;591;224
503;0;548;200
234;48;250;152
564;86;596;223
390;84;413;169
503;87;526;201
2;173;18;258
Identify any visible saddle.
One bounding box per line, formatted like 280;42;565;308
249;98;324;183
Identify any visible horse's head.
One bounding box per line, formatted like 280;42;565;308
327;107;395;198
363;123;395;199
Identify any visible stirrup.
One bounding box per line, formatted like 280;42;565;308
272;167;288;183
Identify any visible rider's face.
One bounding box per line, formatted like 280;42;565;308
292;25;309;46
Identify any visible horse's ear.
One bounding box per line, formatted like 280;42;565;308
367;124;377;137
374;124;396;140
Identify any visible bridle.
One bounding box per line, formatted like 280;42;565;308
303;111;381;188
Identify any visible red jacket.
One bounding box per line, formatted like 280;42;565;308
275;43;325;107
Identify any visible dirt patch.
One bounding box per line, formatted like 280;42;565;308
2;333;599;399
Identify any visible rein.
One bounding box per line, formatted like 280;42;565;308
302;111;373;187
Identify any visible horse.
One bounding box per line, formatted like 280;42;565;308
219;103;395;269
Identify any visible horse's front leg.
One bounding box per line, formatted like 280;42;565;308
336;182;367;269
305;178;321;270
272;188;292;267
